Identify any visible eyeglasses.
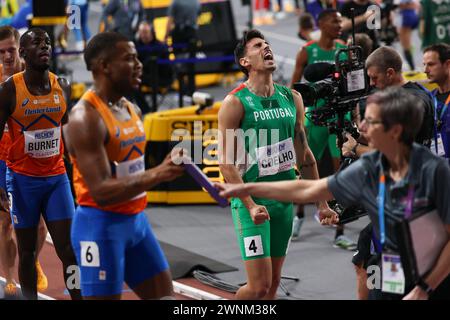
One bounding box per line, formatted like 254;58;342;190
361;118;383;126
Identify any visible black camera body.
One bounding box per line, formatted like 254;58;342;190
294;46;370;224
294;45;369;140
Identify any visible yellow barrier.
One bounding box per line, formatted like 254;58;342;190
403;71;438;91
144;102;224;204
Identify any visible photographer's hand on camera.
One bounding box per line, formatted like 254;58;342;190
342;133;359;158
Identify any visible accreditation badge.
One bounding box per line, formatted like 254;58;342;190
430;133;446;157
381;253;405;294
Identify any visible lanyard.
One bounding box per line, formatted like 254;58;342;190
433;91;450;124
377;169;415;248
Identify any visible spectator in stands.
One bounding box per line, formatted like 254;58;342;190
102;0;144;40
165;0;201;97
164;0;201;47
133;21;173;114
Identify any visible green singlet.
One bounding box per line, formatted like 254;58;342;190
420;0;450;48
228;83;296;260
304;40;349;160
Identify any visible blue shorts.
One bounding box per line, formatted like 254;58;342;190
0;160;6;191
0;160;7;213
401;9;419;29
71;206;169;297
6;169;74;228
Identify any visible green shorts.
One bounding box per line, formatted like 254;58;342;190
306;125;340;160
231;201;293;261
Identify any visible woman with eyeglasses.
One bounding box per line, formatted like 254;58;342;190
216;87;450;300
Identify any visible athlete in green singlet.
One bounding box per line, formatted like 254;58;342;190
290;9;356;249
218;29;336;300
291;8;347;165
420;0;450;49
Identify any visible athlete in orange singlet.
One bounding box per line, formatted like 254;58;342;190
0;26;48;298
0;28;81;300
66;32;183;300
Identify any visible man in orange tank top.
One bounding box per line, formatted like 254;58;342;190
0;28;80;300
0;26;49;298
65;32;184;300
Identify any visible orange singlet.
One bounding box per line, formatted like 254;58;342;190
72;90;147;215
7;71;66;176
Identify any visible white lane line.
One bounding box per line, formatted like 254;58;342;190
0;276;55;300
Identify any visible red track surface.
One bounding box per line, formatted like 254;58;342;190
1;242;233;300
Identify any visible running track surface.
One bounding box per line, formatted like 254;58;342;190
1;241;234;300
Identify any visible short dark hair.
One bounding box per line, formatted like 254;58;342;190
366;46;403;73
354;33;373;60
299;13;315;30
19;28;48;48
0;26;20;43
318;9;338;22
234;29;265;77
367;87;424;146
423;43;450;64
84;32;130;71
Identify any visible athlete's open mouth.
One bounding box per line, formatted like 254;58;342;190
132;72;142;84
264;51;273;61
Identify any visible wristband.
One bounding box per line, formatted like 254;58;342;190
417;278;433;296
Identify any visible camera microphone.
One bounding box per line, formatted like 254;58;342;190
303;62;334;83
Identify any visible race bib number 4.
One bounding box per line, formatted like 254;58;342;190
24;128;60;158
115;155;146;199
256;138;296;177
244;235;264;257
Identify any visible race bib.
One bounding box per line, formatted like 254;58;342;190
431;133;446;157
381;253;405;295
115;155;146;200
24;128;60;158
256;138;296;177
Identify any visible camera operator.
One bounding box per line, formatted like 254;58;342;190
217;87;450;300
345;46;435;159
341;46;439;299
290;9;355;249
423;43;450;160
